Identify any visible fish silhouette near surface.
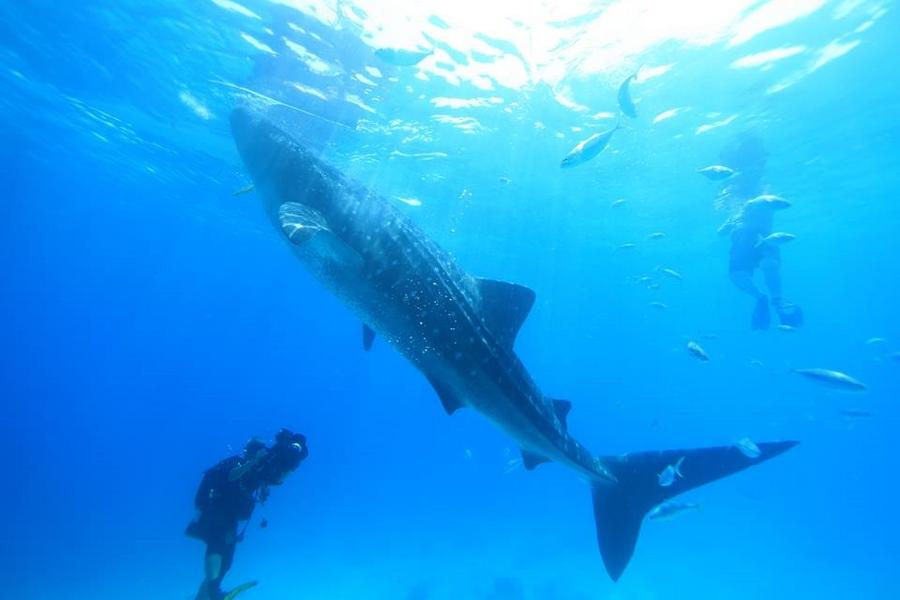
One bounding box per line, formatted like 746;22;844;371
617;72;638;118
229;108;798;582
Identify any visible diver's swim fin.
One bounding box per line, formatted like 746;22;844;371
752;296;770;330
223;581;258;600
590;441;797;581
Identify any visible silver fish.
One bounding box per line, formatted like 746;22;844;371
756;232;795;247
746;194;792;210
648;232;666;240
617;72;638;118
697;165;736;180
561;121;621;168
649;500;700;520
660;267;682;280
658;456;685;487
792;368;867;392
735;437;761;459
687;341;709;361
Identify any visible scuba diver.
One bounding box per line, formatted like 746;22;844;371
186;429;309;600
716;133;804;330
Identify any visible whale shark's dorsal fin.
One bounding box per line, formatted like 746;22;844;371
551;398;572;430
475;278;535;350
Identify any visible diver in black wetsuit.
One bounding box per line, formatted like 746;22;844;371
187;429;308;600
716;134;803;330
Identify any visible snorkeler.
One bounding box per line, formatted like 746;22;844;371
186;429;308;600
716;134;803;330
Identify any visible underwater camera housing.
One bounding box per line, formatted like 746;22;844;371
258;429;308;483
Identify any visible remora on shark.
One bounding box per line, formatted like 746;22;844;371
230;108;797;581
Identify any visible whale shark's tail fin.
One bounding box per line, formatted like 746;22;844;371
590;440;797;581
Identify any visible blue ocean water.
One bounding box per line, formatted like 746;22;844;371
3;1;899;598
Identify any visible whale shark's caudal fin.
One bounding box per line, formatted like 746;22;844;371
590;440;797;581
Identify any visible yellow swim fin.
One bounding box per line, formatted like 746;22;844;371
223;581;258;600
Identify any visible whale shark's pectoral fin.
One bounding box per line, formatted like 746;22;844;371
362;324;376;351
475;278;536;350
426;373;465;415
521;449;551;471
551;398;572;431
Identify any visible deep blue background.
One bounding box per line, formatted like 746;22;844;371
2;1;899;598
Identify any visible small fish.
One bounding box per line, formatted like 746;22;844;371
649;500;700;520
649;301;669;310
701;333;719;340
502;458;522;474
232;184;255;196
616;242;637;250
792;368;867;392
611;198;628;208
658;456;685;487
374;47;432;66
647;282;660;290
636;275;653;283
734;437;761;459
750;359;765;368
746;194;792;210
756;232;796;247
464;448;473;460
561;120;622;168
776;324;797;332
660;267;682;280
498;176;512;184
839;408;873;419
647;232;666;240
687;341;709;361
697;165;736;180
617;72;638;118
865;337;887;345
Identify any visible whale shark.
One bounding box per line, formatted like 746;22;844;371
229;107;797;581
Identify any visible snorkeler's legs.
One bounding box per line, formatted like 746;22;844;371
730;270;764;299
731;270;770;329
760;257;783;301
761;257;804;326
194;553;224;600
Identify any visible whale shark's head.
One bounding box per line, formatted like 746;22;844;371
230;107;330;215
